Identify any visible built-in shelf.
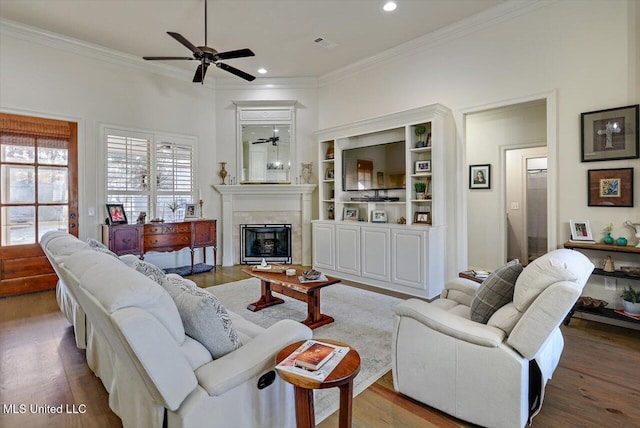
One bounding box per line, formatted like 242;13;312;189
411;199;433;203
409;147;432;152
564;241;640;254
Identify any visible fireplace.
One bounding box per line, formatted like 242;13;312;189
240;224;292;264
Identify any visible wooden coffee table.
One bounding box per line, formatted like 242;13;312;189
276;339;361;428
241;267;340;329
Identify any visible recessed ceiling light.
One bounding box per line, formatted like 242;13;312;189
258;68;267;74
383;1;397;12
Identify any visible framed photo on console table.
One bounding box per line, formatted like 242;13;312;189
569;220;594;241
588;168;634;207
184;203;198;219
106;204;127;225
581;104;639;162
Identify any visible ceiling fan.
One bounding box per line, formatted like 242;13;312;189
143;0;255;83
252;127;280;145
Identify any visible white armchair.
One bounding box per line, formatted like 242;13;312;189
392;249;594;428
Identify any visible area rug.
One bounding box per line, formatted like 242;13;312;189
207;278;404;423
163;263;213;276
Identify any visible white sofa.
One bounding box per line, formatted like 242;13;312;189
392;249;594;428
41;231;312;428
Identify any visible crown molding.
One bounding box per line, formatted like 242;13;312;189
215;77;319;90
318;0;555;86
0;17;217;89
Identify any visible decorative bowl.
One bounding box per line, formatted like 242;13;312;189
620;266;640;277
577;296;608;309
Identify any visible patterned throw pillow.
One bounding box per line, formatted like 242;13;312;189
87;238;119;258
470;259;523;324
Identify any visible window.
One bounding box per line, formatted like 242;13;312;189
105;128;195;222
1;113;77;246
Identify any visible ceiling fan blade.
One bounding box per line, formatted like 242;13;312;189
213;48;255;61
167;32;203;56
216;62;255;81
143;56;195;60
193;62;210;83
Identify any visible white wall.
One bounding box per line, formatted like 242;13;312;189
318;1;640;273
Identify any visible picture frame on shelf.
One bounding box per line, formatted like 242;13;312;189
469;164;490;189
587;168;634;207
414;211;431;225
569;220;594;241
581;104;639;162
184;203;198;219
106;204;127;225
371;210;387;223
325;168;335;180
343;208;359;221
415;160;431;173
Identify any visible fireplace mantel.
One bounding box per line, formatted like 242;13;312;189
213;184;316;266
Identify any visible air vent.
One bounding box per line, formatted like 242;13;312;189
314;37;337;49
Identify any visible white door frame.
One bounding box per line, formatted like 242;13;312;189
455;90;557;270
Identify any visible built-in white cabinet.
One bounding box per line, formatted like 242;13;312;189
312;104;456;298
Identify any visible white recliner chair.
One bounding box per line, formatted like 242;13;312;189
392;249;594;428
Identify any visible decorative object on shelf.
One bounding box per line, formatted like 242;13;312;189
219;162;228;185
603;255;615;273
577;296;608;309
327;205;334;220
397;216;406;224
587;167;634;207
343;207;358;221
301;162;313;184
569;219;594;242
371;210;387;223
414;211;431;225
623;220;640;247
136;211;147;224
620;286;640;315
620;266;640;277
580;104;639;162
602;222;614;244
184;203;198;219
415;160;431;173
426;132;432;148
167;202;179;222
425;177;432;199
199;199;204;218
106;203;128;225
325;168;334;180
616;237;628;246
414;182;426;199
469;164;490;189
326;144;334;160
414;125;427;147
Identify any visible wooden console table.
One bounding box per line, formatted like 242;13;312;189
103;219;217;274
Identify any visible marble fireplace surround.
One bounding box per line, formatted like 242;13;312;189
213;184;316;266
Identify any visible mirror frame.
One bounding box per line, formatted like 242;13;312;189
235;100;296;184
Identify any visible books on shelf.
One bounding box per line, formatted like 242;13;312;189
276;340;349;382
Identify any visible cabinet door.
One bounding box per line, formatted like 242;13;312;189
192;220;216;247
336;224;360;275
361;227;390;281
391;229;426;290
109;225;143;256
312;223;335;270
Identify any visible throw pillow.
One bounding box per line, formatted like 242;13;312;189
163;276;241;358
470;259;523;324
87;238;118;258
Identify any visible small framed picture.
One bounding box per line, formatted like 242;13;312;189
569;220;594;241
415;160;431;173
184;203;198;219
106;204;127;225
325;168;335;180
587;168;634;207
371;210;387;223
469;164;490;189
414;211;431;225
343;208;359;221
581;104;639;162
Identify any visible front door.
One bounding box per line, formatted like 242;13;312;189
0;113;78;297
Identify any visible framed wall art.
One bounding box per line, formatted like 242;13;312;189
587;168;634;207
581;104;639;162
569;220;594;241
469;164;490;189
106;204;127;224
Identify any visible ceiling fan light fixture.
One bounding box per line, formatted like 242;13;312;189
258;68;268;74
383;2;397;12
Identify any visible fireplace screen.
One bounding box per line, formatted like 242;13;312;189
240;224;292;264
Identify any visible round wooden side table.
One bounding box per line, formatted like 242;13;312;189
276;339;361;428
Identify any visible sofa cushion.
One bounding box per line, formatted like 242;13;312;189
87;238;119;258
513;249;593;312
470;259;523;324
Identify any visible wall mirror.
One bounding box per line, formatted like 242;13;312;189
235;101;296;184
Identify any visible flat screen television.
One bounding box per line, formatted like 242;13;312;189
342;141;405;191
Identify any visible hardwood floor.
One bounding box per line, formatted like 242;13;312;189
1;265;639;427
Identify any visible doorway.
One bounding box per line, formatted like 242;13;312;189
506;147;548;264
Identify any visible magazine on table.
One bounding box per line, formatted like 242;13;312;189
276;340;349;382
298;274;329;283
